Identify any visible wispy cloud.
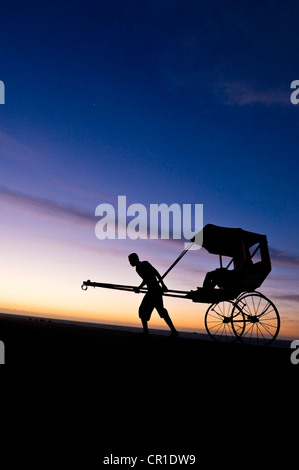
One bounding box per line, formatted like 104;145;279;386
0;186;196;247
216;81;289;106
0;186;95;225
0;130;36;164
269;247;299;269
275;294;299;303
2;186;299;270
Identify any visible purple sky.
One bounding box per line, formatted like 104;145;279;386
0;0;298;337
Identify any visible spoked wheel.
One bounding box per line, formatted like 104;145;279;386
232;292;280;346
205;300;244;343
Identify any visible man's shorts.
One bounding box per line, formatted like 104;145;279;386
139;289;167;321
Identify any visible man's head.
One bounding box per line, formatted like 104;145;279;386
128;253;139;266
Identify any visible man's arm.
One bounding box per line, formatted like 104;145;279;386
151;266;168;292
133;280;145;293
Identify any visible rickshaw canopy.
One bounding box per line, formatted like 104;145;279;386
194;224;268;258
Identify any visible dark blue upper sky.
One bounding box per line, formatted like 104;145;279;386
1;0;299;251
1;0;299;335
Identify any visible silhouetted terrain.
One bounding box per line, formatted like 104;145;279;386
0;313;295;467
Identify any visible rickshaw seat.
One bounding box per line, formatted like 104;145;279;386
238;261;271;292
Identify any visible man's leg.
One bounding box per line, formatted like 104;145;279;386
156;295;178;336
155;294;178;336
162;310;178;335
141;317;149;335
139;293;153;335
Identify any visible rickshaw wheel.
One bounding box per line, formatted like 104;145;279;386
232;292;280;346
205;300;244;343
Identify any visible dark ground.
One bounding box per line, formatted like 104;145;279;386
0;314;296;468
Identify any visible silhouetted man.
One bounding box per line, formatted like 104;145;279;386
128;253;178;337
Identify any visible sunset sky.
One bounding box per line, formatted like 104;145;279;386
0;0;298;339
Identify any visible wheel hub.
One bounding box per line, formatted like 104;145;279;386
247;315;259;323
223;316;232;324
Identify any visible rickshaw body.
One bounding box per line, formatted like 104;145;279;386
189;224;280;346
82;224;280;346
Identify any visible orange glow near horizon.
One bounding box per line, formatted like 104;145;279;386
1;1;299;349
1;290;298;340
0;196;299;341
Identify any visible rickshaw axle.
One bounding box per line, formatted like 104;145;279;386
247;315;259;323
222;317;232;324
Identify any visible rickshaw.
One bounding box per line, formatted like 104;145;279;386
82;224;280;346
